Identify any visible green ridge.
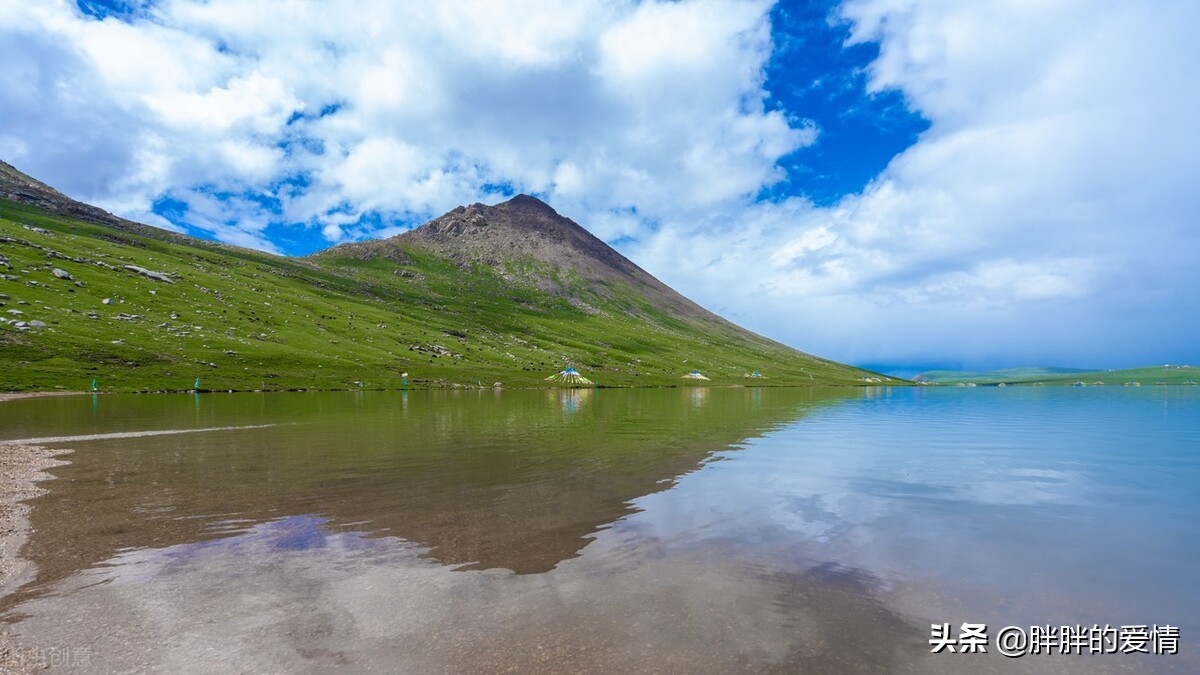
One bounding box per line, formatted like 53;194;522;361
0;197;886;392
917;366;1199;386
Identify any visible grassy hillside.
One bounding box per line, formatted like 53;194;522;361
918;365;1199;386
0;198;884;392
916;367;1093;384
1025;366;1200;386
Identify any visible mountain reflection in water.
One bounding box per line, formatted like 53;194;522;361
2;387;1197;674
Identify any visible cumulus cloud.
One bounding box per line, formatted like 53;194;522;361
1;0;1197;367
0;0;808;245
633;0;1200;368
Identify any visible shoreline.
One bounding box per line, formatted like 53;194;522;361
0;392;91;403
0;442;70;674
0;424;273;600
0;442;72;598
0;384;901;400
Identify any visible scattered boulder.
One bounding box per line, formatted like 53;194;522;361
29;320;46;328
51;268;72;280
102;298;112;305
124;265;175;283
408;343;463;358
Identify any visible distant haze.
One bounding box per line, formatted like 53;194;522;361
2;0;1197;370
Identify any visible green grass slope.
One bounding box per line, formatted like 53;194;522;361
0;198;885;392
916;367;1093;384
917;365;1199;386
1021;365;1200;386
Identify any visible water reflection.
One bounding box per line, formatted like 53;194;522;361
7;514;929;673
2;387;1197;674
550;387;591;415
8;388;849;595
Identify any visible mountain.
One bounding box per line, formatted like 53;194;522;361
0;160;129;230
318;193;729;323
0;160;885;392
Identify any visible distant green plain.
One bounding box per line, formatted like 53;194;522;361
918;365;1199;386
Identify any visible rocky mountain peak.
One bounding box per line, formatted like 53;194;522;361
318;193;718;321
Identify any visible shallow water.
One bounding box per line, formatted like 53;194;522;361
1;387;1197;673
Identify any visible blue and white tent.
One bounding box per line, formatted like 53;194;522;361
546;367;593;385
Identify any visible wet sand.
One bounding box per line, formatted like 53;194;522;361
1;427;276;580
0;441;72;674
0;392;90;403
0;425;274;673
0;443;71;594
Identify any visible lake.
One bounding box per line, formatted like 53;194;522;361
1;386;1197;673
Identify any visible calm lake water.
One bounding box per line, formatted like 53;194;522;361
1;387;1197;673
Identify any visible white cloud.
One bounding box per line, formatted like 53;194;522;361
631;0;1200;367
1;0;1197;367
1;0;809;246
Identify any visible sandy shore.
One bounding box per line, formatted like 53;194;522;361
0;424;272;673
0;442;72;595
0;441;72;674
0;427;273;586
0;392;90;403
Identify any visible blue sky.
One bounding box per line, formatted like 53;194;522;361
2;0;1198;373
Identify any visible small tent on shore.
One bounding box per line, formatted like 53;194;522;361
682;370;710;381
546;367;593;385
